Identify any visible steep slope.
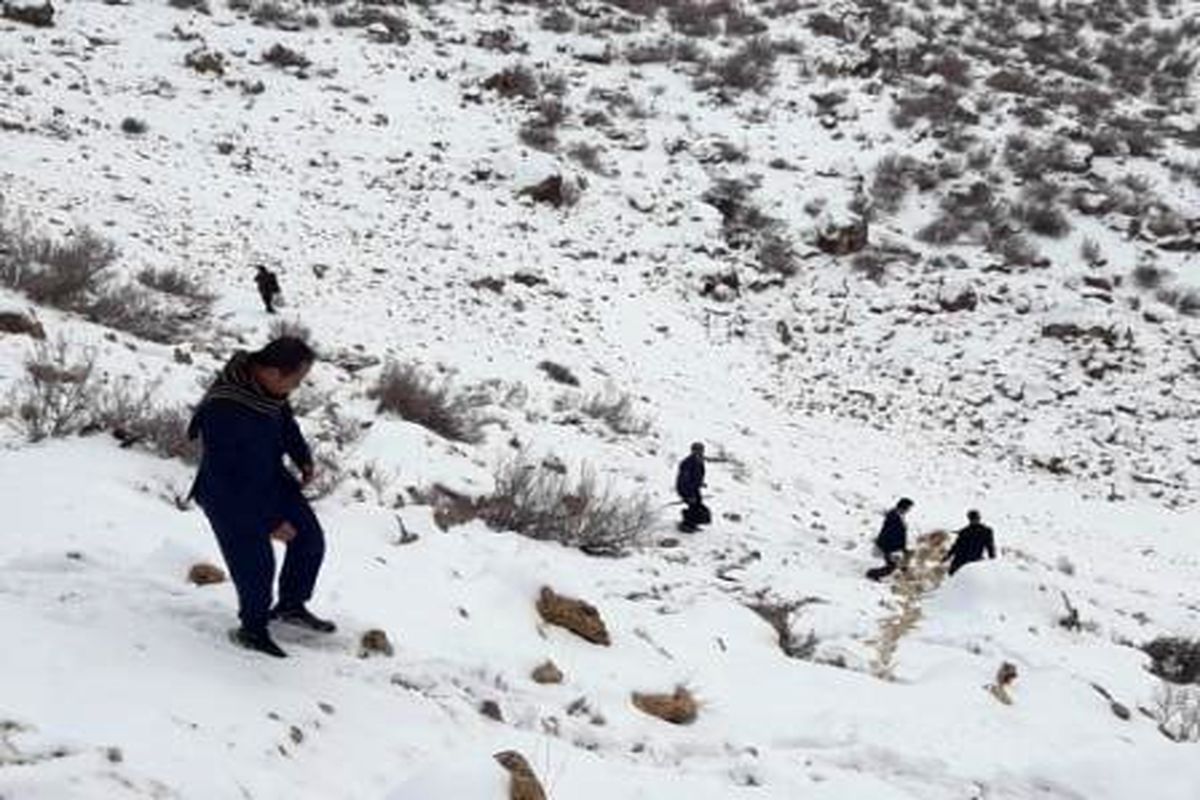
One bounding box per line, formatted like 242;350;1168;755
2;0;1200;798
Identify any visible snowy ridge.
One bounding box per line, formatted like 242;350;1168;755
3;0;1200;797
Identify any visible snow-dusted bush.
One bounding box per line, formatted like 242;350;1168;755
95;382;197;463
1153;684;1200;743
581;389;650;436
483;459;656;555
0;224;117;308
137;267;211;303
697;36;776;93
8;337;96;442
369;362;485;443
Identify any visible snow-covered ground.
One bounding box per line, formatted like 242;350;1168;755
3;0;1200;797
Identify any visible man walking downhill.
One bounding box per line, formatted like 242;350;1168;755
254;265;282;314
867;497;913;581
187;337;335;658
943;509;997;576
675;442;711;533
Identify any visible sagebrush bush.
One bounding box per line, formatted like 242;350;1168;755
137;266;211;302
481;459;656;555
1;227;118;307
96;382;198;462
697;36;776;93
581;389;650;436
369;362;484;443
1154;685;1200;742
10;337;96;442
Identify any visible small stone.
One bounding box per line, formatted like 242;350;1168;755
187;562;226;586
479;700;503;722
531;660;563;685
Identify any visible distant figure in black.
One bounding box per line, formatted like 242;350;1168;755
675;442;711;533
943;509;996;576
187;337;334;658
867;497;913;581
254;265;281;314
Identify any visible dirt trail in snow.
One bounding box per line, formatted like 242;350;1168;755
869;531;951;680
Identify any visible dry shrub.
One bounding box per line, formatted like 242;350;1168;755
9;337;96;442
667;0;726;37
137;267;211;302
95;381;197;462
632;686;698;724
483;459;656;555
747;599;818;658
871;154;939;216
483;65;539;100
368;362;484;443
1153;685;1200;742
1145;637;1200;684
330;5;409;42
697;36;776;93
581;389;649;435
1;226;117;307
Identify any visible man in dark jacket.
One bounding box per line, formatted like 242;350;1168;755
675;442;710;533
867;497;913;581
254;265;281;314
188;337;333;658
943;509;996;576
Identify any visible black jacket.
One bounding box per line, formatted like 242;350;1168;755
946;523;995;570
255;268;280;296
875;508;907;554
676;453;705;501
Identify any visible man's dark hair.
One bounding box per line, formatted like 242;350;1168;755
967;509;981;523
249;337;315;374
897;497;914;510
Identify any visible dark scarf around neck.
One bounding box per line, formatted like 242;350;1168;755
187;351;288;439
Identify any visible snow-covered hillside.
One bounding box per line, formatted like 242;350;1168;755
3;0;1200;797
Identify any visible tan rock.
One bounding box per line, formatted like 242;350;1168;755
359;629;394;658
531;660;563;684
187;562;226;586
536;586;610;646
494;750;547;800
631;686;698;725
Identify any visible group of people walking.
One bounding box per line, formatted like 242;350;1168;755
191;333;999;658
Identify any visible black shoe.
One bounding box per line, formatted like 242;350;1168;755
677;522;698;533
231;627;288;658
272;605;337;634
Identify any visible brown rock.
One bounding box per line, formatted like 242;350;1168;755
359;629;394;658
187;562;226;586
536;586;610;645
0;311;45;339
632;686;698;725
2;1;54;27
479;700;503;722
531;660;563;684
494;750;547;800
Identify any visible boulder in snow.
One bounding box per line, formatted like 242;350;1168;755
531;659;563;684
816;215;868;256
0;310;45;339
536;586;610;645
2;0;54;27
493;750;547;800
632;686;698;725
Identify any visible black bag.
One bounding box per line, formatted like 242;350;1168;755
682;502;712;527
